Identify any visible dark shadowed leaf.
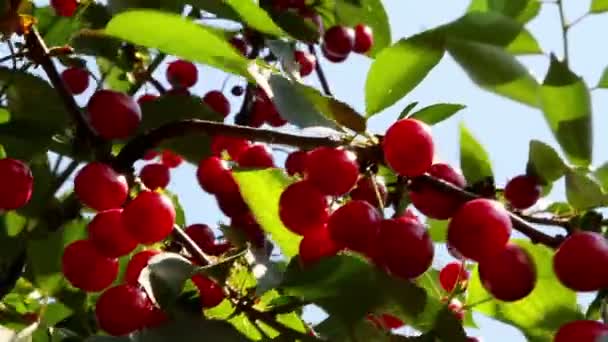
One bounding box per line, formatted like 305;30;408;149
408;103;465;125
433;307;467;341
34;6;82;47
334;0;391;56
460;124;493;185
526;140;567;183
139;253;195;309
398;102;419;119
565;170;605;210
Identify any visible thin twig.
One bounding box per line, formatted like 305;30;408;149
307;44;332;96
234;44;261;126
567;13;589;30
50;159;79;196
127;52;167;96
171;224;212;266
516;213;571;231
556;0;569;65
6;41;17;70
148;76;167;94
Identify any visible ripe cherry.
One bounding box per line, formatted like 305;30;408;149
230;37;249;56
328;200;381;253
137;94;158;105
321;44;348;63
266;109;288;127
285;150;308;176
553;231;608;292
367;313;404;330
196;157;239;195
410;163;466;219
124;250;160;285
123;191;176;245
305;147;359;196
554;320;608;342
0;158;33;210
377;217;434;279
88;209;138;258
61;67;89;94
447;199;512;262
299;225;339;267
51;0;77;16
160;150;183;168
216;189;250;219
142;150;159;161
62;240;118;292
279;180;329;235
322;26;355;59
87;90;141;140
139;163;170;190
231;212;265;248
294;50;316;77
95;284;153;336
504;174;542;210
203;90;231;117
478;243;536;301
237;144;275;169
192;275;225;308
185;224;218;255
350;176;387;208
439;261;469;292
353;24;374;54
74;162;128;211
166;60;197;88
383;118;434;177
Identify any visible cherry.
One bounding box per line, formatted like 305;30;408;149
409;163;466;219
446;298;465;321
88;209;138;258
192;275;225;308
139;163;170;190
166;60;197;88
447;242;465;260
237;144;275;168
185;224;219;255
553;231;608;292
124;250;160;285
299;225;339;267
196;157;239;195
554;320;608;342
350;176;387;208
280;180;329;235
377;217;434;279
447;199;512;262
478;243;536;301
322;26;355;58
137;94;158;105
61;67;89;94
51;0;77;16
305;147;359;196
142;150;159;161
87;90;141;140
466;338;482;342
321;44;348;63
95;284;153;336
62;240;118;292
160;150;183;168
353;24;374;54
266;109;288;127
294;50;316;77
216;189;250;219
231;85;244;96
504;174;542;209
231;212;265;247
145;306;169;329
74;162;128;211
166;87;191;97
367;313;404;330
383;118;434;177
230;37;249;56
0;158;33;210
203;90;231;117
123;191;176;245
285;150;308;176
439;261;469;292
328;200;381;253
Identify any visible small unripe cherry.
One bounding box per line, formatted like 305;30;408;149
553;231;608;291
61;67;89;94
192;275;225;308
504;174;542;209
0;158;33;210
137;94;158;105
328;200;381;253
185;224;217;255
160;150;183;168
323;26;355;58
197;157;239;195
51;0;77;17
166;60;197;88
350;176;387;208
285;150;308;176
88;209;138;258
439;261;469;292
62;240;118;292
124;250;160;284
95;284;153;336
447;199;512;262
299;225;339;267
294;50;316;77
74;162;128;211
410;163;466;219
87;90;141;140
237;144;275;169
203;90;231;117
280;180;329;235
383;118;434;177
478;243;536;301
554;320;608;342
123;191;176;245
353;24;374;54
139;163;170;190
305;147;359;196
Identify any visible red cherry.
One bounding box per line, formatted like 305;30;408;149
137;94;158;105
185;224;218;255
142;150;159;161
230;212;265;247
439;261;469;292
466;338;482;342
211;136;250;160
216;189;250;219
554;320;608;342
166;87;191;97
211;241;232;255
0;158;33;210
88;209;138;258
166;60;197;88
196;157;239;195
377;217;434;279
299;225;339;267
62;240;118;292
383;118;434;177
350;176;387;208
447;299;465;321
328;200;381;253
192;275;225;308
285;150;308;176
353;24;374;54
323;26;355;57
123;191;176;245
478;243;536;301
367;313;404;330
95;284;153;336
553;231;608;291
504;174;542;209
87;90;141;140
203;90;231;117
305;147;359;196
266;109;288;127
321;42;348;63
124;250;160;285
51;0;77;16
237;144;275;169
145;306;169;329
160;150;183;168
294;51;316;77
74;162;128;211
139;163;170;190
447;199;512;262
230;37;249;56
410;163;466;219
61;67;89;94
280;180;329;235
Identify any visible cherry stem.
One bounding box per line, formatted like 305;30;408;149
171;224;212;266
128;52;167;96
307;44;333;96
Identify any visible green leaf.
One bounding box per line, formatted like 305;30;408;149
140;253;196;310
97;58;131;93
408;103;465;125
459;124;493;185
269;10;321;42
506;29;542;55
432;307;467;342
467;0;541;23
232;169;301;258
334;0;391;56
426;219;448;242
526;140;567;183
0;217;26;299
71;30;123;63
597;66;608;88
222;0;284;37
34;6;82;47
565;170;605;210
594;162;608;191
398;102;419;119
42;302;73;326
591;0;608;13
540;56;592;167
468;240;583;342
105;10;252;78
443;12;527;46
229;313;263;340
585;290;607;320
366;32;445;115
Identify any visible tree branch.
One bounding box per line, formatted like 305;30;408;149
308;44;332;96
